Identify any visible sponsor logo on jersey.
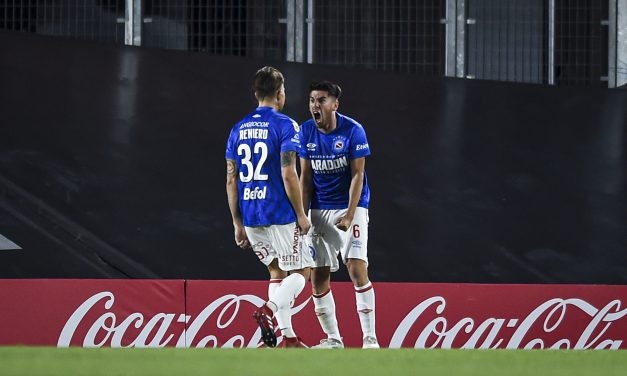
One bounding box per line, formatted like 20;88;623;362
309;245;316;258
252;114;261;118
292;228;300;253
310;156;349;173
356;143;369;151
292;121;300;132
281;254;300;263
306;143;317;151
291;133;300;143
242;186;267;200
239;121;269;128
351;240;363;248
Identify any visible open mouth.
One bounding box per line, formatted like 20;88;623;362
313;111;321;121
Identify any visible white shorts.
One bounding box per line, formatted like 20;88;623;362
245;223;315;272
309;207;369;272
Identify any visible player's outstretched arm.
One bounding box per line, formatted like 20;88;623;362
226;159;250;249
281;151;311;234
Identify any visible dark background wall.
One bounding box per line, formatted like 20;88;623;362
1;31;625;283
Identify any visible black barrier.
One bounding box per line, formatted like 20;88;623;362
1;31;626;283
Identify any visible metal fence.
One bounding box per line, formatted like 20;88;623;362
554;0;609;86
141;0;285;60
0;0;623;87
465;0;546;84
312;0;446;75
0;0;125;43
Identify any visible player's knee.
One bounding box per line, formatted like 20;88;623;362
268;262;287;279
346;259;368;283
312;281;330;295
311;269;330;292
294;267;311;281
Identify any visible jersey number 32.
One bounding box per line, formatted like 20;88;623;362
237;142;268;183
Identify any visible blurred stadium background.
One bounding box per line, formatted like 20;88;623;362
2;0;626;86
0;1;626;284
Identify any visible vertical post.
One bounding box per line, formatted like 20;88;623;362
444;0;457;77
124;0;134;46
456;0;466;78
609;0;617;88
132;0;142;46
285;0;295;61
124;0;143;46
615;0;627;87
307;0;314;63
548;0;555;85
295;0;305;62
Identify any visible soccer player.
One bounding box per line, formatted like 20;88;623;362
299;81;379;349
225;66;313;348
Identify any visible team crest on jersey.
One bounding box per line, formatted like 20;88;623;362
332;136;347;153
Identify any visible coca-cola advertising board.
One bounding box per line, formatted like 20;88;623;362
1;279;626;349
0;279;185;347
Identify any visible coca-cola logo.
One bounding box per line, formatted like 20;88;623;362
57;291;310;348
389;296;627;349
56;291;627;349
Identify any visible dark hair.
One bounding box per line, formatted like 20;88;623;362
253;66;284;98
309;80;342;99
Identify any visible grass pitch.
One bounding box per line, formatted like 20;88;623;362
1;347;626;376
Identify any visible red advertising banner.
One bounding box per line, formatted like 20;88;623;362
376;283;627;350
0;279;185;347
0;279;626;349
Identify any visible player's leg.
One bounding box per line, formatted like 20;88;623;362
254;265;283;347
246;227;287;299
341;208;379;349
346;258;378;348
268;278;283;301
246;226;284;347
267;260;286;302
251;257;298;348
274;267;310;348
311;266;343;348
266;260;287;307
253;263;302;348
271;224;313;347
309;209;343;348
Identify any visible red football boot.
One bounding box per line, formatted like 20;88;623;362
253;304;277;348
278;336;309;348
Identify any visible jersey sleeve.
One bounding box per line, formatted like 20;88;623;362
348;125;371;159
225;127;237;160
280;118;301;154
297;123;309;159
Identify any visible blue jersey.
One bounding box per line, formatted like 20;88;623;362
225;106;301;227
299;112;371;210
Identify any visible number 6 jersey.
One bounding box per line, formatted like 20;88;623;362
225;106;301;227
